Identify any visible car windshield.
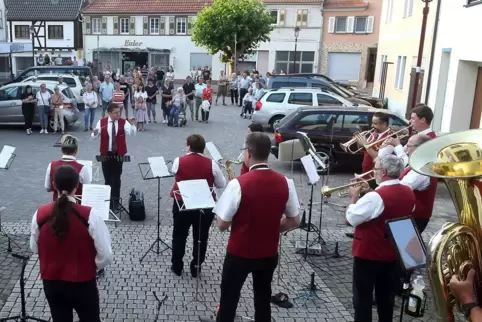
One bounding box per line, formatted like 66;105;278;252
336;84;355;97
62;87;75;99
277;110;299;128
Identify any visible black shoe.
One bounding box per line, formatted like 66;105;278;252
190;262;199;278
171;265;182;276
346;233;355;238
96;269;105;278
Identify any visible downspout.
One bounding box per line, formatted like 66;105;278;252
424;0;442;103
318;3;324;73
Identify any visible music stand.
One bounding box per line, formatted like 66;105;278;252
386;216;428;321
0;146;19;253
76;184;122;223
172;179;216;311
138;156;173;262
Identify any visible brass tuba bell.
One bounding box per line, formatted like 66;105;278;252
409;129;482;321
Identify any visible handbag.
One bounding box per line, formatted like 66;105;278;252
201;100;210;111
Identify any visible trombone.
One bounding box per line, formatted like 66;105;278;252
340;129;375;154
321;170;376;198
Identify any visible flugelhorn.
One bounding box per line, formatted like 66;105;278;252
321;170;375;198
360;125;412;152
340;129;375;154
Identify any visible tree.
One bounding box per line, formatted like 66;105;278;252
192;0;273;71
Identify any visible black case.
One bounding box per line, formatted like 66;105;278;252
128;188;146;221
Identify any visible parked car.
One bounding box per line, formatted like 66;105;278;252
271;106;409;171
252;87;370;130
22;74;85;105
5;66;91;86
0;81;78;129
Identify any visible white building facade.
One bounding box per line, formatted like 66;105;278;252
427;0;482;132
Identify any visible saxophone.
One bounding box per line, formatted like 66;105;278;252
224;159;242;180
409;129;482;321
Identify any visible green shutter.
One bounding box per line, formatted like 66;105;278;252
160;16;166;35
130;16;135;35
84;16;91;35
101;16;107;34
113;16;118;35
187;17;193;35
143;17;148;35
169;17;175;35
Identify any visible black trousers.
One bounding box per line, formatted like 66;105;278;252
43;278;101;322
171;199;214;272
239;89;248;107
243;102;253;115
101;155;123;208
414;218;429;234
353;257;397;322
22;105;35;130
230;89;238;105
201;106;211;121
217;253;278;322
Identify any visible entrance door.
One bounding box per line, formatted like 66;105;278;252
470;67;482;129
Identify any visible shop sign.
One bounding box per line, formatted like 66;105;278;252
124;40;143;47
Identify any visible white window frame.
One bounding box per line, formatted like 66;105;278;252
92;18;101;34
385;0;394;23
354;16;367;33
395;56;407;89
176;17;187;35
404;0;414;17
120;18;129;35
269;10;279;25
296;9;308;27
0;11;3;30
335;17;347;33
150;18;159;35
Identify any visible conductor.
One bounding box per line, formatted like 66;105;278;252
91;103;136;210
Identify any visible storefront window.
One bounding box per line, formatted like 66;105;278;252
275;51;314;74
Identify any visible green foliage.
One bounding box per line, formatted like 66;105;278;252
192;0;273;64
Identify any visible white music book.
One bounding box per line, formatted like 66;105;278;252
301;155;320;185
177;179;215;210
148;156;170;178
77;160;93;180
81;184;111;221
206;142;223;162
0;145;15;169
309;149;327;169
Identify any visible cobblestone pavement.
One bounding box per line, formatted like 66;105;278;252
0;102;461;321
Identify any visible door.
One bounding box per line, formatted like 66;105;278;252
327;53;361;83
286;92;313;113
291;112;340;151
0;86;22;123
470;67;482;129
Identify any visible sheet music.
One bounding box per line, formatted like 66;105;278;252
77;160;93;180
81;184;111;221
301;155;320;185
148;156;170;178
309;149;327;169
206;142;223;162
177;179;215;210
0;145;15;168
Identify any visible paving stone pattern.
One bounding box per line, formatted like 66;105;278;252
0;103;464;321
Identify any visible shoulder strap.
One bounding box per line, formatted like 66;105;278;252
38;203;89;230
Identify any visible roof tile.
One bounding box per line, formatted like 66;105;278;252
323;0;367;9
6;0;83;21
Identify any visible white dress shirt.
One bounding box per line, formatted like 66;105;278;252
30;196;113;270
390;128;434;166
214;165;300;222
44;155;92;192
91;117;137;152
400;168;430;191
171;152;226;189
346;179;414;227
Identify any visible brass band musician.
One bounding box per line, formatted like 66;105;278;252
239;123;264;176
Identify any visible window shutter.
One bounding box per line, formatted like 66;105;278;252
187;16;193;35
101;16;107;34
169;17;175;35
279;9;286;26
346;16;355;33
302;9;308;27
130;16;135;35
296;10;302;27
143;17;148;35
366;16;374;33
113;16;118;35
160;16;166;35
84;16;91;35
328;17;335;33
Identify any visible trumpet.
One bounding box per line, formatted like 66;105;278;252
357;125;412;152
321;170;376;198
219;159;243;180
340;129;375;154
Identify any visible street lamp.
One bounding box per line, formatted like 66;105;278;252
292;27;300;74
29;26;35;66
409;0;433;135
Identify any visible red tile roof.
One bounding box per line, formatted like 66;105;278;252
323;0;368;9
83;0;322;14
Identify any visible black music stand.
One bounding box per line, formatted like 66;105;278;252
173;179;216;312
0;253;49;322
138;157;173;262
96;154;131;213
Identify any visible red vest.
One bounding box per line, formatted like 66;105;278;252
36;202;97;282
426;131;436;138
227;169;289;259
100;117;127;156
240;163;249;176
400;166;437;219
50;159;84;201
170;154;215;200
353;184;416;261
362;131;390;173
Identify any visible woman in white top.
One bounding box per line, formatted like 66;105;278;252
36;83;52;133
134;84;148;131
242;88;256;119
83;83;98;131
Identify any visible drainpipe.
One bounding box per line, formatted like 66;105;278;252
424;0;442;104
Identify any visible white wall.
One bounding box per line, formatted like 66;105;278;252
10;21;75;48
0;1;7;42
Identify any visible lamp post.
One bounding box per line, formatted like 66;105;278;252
409;0;433;135
29;26;35;66
292;27;300;74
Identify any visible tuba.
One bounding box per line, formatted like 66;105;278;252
409;129;482;321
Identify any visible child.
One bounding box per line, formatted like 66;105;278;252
134;83;148;131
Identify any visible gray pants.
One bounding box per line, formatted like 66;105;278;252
186;99;194;121
147;102;156;120
216;85;227;104
195;97;202;121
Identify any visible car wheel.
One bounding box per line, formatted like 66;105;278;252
269;115;284;132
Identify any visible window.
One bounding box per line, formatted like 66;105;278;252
0;11;3;29
0;87;19;101
275;51;315;74
14;25;30;39
395;56;407;89
293;113;334;131
48;25;63;39
335;17;347;33
150;18;159;34
404;0;414;17
378;55;388;81
296;9;308;27
269;10;278;24
389;116;406;128
92;18;101;34
288;93;313;105
317;94;342;106
176;17;187;35
120;18;129;34
266;93;286;103
270;81;292;89
385;0;394;23
342;113;371;134
355;17;367;33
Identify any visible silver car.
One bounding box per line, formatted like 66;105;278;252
0;81;79;128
